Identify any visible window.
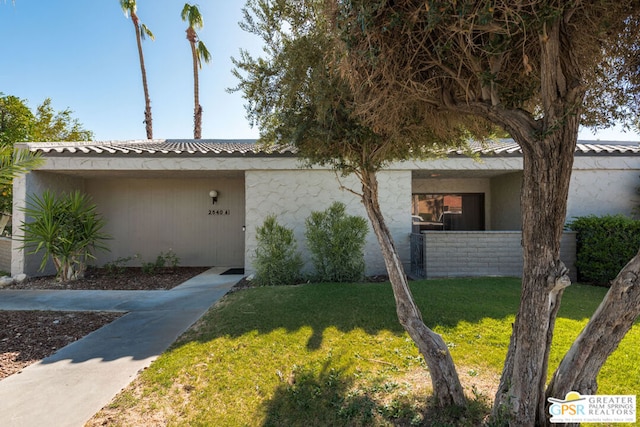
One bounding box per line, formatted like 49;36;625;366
412;193;485;231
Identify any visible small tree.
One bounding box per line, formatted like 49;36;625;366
254;215;302;286
20;190;110;281
305;202;368;282
0;93;91;217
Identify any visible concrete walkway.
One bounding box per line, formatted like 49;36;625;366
0;267;241;427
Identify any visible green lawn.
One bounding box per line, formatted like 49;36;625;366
91;278;639;426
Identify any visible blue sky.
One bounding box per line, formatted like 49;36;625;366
1;1;262;141
1;1;638;142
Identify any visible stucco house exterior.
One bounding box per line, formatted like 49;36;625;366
8;139;640;280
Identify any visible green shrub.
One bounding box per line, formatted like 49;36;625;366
254;215;302;286
567;215;640;285
305;202;368;282
0;184;12;215
103;254;139;276
20;190;110;282
141;250;180;274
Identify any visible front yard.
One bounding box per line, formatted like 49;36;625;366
87;278;639;426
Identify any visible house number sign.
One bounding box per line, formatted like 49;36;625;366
209;209;231;216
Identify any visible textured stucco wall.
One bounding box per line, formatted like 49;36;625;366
567;167;639;220
33;155;301;174
245;169;411;276
11;149;639;278
399;156;523;173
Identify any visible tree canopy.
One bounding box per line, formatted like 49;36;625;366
232;0;473;175
0;95;93;144
329;1;640;140
328;2;640;425
235;1;640;425
0;94;92;213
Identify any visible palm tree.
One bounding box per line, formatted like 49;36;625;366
0;145;43;187
181;3;212;139
120;0;154;139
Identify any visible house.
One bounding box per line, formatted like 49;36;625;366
9;139;640;279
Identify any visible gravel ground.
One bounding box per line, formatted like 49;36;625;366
0;267;210;380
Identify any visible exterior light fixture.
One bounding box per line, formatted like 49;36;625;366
209;190;219;205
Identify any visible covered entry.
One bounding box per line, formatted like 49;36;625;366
87;173;245;267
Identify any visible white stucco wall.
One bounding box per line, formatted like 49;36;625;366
245;169;411;276
397;155;523;172
567;159;639;220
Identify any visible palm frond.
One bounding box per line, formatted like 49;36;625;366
0;147;43;186
140;23;155;41
119;0;136;16
196;41;212;68
182;3;204;30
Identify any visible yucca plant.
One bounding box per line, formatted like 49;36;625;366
20;190;110;281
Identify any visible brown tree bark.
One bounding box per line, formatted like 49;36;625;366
358;170;466;408
131;11;153;140
491;128;576;426
484;16;584;426
187;27;202;139
543;249;640;427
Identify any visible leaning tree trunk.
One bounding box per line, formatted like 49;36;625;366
543;248;640;427
359;170;466;408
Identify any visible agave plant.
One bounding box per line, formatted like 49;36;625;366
20;190;110;281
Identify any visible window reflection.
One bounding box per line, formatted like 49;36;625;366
412;194;484;231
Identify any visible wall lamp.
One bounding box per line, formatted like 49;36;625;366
209;190;219;205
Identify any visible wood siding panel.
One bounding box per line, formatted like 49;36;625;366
86;178;245;267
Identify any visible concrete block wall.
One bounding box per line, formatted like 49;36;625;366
423;231;577;281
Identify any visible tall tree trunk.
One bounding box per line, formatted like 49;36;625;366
359;170;466;408
187;27;202;139
132;12;153;140
491;127;576;426
488;16;585;425
543;249;640;427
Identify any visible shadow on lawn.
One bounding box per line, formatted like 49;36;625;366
169;278;605;425
260;360;489;427
184;277;531;351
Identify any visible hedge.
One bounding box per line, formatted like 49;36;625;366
567;215;640;286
